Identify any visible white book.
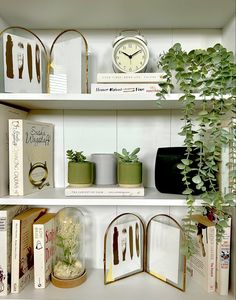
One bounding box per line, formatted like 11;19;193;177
216;216;231;296
9;119;54;196
33;213;55;289
65;185;145;197
91;83;161;94
0;205;28;296
97;73;166;83
188;215;216;293
11;208;47;293
0;104;27;197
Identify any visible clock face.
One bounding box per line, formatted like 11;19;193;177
112;37;149;73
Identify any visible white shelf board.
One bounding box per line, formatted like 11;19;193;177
0;187;204;206
0;93;203;110
0;0;234;29
1;269;235;300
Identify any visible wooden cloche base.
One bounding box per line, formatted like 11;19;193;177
51;270;87;288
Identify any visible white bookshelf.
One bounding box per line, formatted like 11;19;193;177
0;187;205;206
1;270;235;300
0;93;204;110
0;1;235;299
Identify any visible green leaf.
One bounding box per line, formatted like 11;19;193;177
192;175;202;184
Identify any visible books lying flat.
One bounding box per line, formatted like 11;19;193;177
91;83;160;94
0;205;28;296
97;73;166;83
65;185;145;197
11;208;47;293
9;119;54;196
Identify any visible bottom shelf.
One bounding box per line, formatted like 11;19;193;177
3;270;234;300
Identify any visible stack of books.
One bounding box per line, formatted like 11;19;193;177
91;72;166;95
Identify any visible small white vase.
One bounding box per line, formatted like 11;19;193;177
91;153;117;185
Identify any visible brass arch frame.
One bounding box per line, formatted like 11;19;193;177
146;213;186;292
0;26;50;92
103;212;146;285
49;29;89;93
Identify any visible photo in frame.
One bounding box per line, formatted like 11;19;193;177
49;30;89;94
104;213;144;284
104;213;186;291
146;214;186;291
1;32;43;93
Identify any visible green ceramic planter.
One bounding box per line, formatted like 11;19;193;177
68;161;93;187
118;161;142;187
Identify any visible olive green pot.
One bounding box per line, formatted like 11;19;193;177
118;162;142;187
68;161;93;187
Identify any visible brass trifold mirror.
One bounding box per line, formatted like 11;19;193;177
104;213;186;291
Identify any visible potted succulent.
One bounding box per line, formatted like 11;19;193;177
157;43;236;256
114;147;142;187
66;150;93;187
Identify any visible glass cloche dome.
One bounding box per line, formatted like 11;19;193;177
51;207;86;288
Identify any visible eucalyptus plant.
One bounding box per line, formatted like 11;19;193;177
114;147;140;163
157;43;236;257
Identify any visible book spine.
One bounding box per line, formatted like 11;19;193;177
33;224;46;289
97;73;166;83
91;83;160;94
11;220;20;293
0;211;8;296
207;226;216;293
9;120;23;196
216;217;231;296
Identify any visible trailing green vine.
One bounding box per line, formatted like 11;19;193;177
157;43;236;257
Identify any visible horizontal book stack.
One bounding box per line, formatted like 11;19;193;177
91;72;166;95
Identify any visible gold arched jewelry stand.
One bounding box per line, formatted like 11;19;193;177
0;26;50;92
49;29;89;93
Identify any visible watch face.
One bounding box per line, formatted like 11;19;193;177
112;37;149;73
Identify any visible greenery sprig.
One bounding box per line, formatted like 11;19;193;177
157;43;236;257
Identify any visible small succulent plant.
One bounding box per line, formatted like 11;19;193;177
66;150;86;163
114;147;140;163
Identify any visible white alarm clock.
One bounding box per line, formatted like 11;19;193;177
112;30;149;73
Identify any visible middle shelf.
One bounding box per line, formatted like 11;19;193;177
0;187;204;206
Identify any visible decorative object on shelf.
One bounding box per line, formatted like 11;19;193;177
114;147;142;187
51;207;86;288
91;83;161;94
0;26;49;93
49;29;89;93
104;213;186;291
155;147;199;195
146;214;186;292
104;213;145;284
66;149;93;187
91;153;117;185
112;30;149;73
8;119;54;196
157;43;236;257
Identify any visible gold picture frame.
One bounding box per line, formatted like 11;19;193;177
0;26;49;92
49;29;89;94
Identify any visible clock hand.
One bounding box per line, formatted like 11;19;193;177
130;49;142;58
121;51;132;59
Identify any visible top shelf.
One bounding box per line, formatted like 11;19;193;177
0;0;234;29
0;93;205;110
